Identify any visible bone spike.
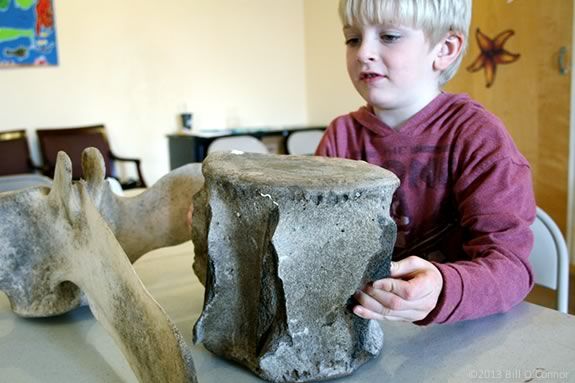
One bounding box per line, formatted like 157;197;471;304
49;151;73;204
81;147;106;188
81;147;107;206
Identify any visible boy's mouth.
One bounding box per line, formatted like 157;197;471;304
359;72;384;81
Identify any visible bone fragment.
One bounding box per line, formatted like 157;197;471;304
80;148;204;262
0;149;198;382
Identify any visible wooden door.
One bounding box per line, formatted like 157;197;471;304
445;0;573;233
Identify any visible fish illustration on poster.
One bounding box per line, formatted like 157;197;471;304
466;28;520;88
0;0;58;66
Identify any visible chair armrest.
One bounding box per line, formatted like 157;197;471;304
109;152;141;164
109;151;147;188
32;160;51;177
31;164;45;173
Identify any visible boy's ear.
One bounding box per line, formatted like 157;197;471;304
433;32;464;71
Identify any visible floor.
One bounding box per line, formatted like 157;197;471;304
525;268;575;314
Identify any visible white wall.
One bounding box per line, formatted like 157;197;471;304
303;0;363;126
0;0;307;184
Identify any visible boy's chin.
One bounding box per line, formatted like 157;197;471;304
365;97;397;111
357;89;392;105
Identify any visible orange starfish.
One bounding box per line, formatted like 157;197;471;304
466;28;520;88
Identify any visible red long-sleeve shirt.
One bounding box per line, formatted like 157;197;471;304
316;92;536;324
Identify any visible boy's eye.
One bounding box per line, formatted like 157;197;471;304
380;33;400;43
345;37;361;46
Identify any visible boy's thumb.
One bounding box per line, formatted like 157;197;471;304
390;256;426;277
389;261;399;276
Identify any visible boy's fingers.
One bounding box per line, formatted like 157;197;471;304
389;256;424;278
354;304;425;322
352;305;384;321
373;278;395;293
365;284;419;311
357;257;442;323
382;310;428;322
354;287;432;321
359;285;422;313
354;290;385;314
372;277;420;301
389;261;400;276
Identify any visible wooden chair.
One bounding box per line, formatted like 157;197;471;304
36;125;147;189
0;129;40;176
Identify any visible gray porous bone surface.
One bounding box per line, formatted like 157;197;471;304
192;152;399;383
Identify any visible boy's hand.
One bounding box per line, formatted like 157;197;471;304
352;256;443;322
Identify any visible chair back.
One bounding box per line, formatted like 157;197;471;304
36;125;114;179
207;136;269;155
0;130;36;176
530;207;569;313
286;130;324;155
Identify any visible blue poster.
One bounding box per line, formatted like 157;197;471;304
0;0;58;66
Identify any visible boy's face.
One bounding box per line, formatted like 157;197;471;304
344;23;442;119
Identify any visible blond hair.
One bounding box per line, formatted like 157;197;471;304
339;0;472;86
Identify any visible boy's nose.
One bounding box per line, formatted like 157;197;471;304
357;42;377;63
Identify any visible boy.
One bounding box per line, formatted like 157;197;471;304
316;0;536;324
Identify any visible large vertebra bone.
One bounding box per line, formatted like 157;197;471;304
193;152;399;382
0;149;198;382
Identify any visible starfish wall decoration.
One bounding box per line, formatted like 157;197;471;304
466;28;520;88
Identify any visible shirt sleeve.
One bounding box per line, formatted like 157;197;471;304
417;153;536;325
315;123;337;157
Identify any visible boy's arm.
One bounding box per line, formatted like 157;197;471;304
417;157;536;324
355;156;536;325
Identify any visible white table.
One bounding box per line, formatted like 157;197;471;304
1;241;574;382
